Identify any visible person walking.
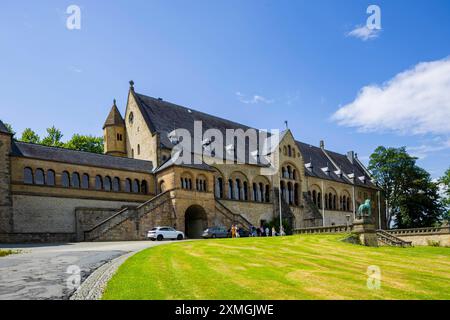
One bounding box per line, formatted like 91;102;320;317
265;226;270;237
231;224;236;238
272;226;276;237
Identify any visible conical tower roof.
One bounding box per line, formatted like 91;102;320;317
103;99;125;129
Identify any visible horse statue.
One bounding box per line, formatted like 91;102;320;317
357;199;371;218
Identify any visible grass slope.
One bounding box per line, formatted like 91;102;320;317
103;234;450;300
0;250;19;257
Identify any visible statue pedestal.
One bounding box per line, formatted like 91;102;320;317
353;215;378;247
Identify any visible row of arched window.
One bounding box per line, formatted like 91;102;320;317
180;177;208;192
23;167;148;194
282;145;297;158
308;190;352;212
215;177;271;203
281;165;297;180
280;181;300;206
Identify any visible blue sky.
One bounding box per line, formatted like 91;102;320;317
1;0;449;178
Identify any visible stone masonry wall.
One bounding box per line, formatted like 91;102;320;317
0;133;12;233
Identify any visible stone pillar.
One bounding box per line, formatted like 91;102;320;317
353;215;378;247
0;133;13;233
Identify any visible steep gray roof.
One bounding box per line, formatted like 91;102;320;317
133;91;376;188
153;153;215;174
0;119;11;135
11;141;153;173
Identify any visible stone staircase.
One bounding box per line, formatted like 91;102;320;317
302;192;324;227
84;191;173;241
376;229;412;247
215;200;252;231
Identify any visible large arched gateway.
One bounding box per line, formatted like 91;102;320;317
184;205;208;239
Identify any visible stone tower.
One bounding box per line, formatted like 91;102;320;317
0;120;13;233
103;99;127;157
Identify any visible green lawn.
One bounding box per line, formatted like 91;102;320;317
0;249;19;257
102;234;450;300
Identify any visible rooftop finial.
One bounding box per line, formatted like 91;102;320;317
284;120;288;129
113;98;116;106
129;80;135;90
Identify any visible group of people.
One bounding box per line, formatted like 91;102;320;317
229;224;285;238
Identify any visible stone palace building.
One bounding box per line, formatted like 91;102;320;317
0;82;385;242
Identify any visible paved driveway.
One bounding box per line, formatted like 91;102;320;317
0;241;166;300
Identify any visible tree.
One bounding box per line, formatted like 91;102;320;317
20;128;40;144
369;146;444;228
65;134;104;154
4;123;15;136
41;126;64;147
440;167;450;221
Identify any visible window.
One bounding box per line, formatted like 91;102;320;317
132;179;140;193
159;180;166;193
128;112;134;124
24;167;33;184
253;183;258;201
141;180;148;194
243;181;248;201
117;133;123;141
104;176;112;191
47;170;55;186
228;179;234;199
62;171;70;188
125;179;132;192
294;184;299;206
216;177;223;198
137;144;140;155
71;172;80;188
35;169;45;185
265;184;270;202
95;175;103;190
113;177;120;192
131;149;134;158
288;145;292;157
81;174;89;189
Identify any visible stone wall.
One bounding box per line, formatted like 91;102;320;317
387;227;450;246
12;194;141;233
0;133;12;233
75;207;128;241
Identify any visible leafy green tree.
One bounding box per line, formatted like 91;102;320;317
440;167;450;221
4;123;15;136
20;128;40;144
65;134;104;154
41;126;64;147
369;146;444;228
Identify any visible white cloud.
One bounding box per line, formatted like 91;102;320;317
68;66;82;73
407;139;450;160
236;92;274;104
346;25;380;41
332;57;450;136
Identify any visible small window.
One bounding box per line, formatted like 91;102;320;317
125;179;132;192
81;174;89;189
113;177;120;192
137;144;140;155
47;170;55;186
35;169;45;185
104;176;112;191
95;175;103;190
117;133;123;141
132;179;140;193
62;171;70;188
128;112;134;124
71;172;80;188
24;167;33;184
141;180;148;194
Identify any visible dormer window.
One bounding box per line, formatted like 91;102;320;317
334;170;342;177
321;167;330;175
128;112;134;124
358;176;366;184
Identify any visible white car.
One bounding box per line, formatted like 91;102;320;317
147;226;185;241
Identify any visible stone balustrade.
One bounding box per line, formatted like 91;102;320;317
294;224;353;234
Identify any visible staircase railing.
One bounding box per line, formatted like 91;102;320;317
376;229;412;247
84;190;173;241
215;200;252;230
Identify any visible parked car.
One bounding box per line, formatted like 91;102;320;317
147;226;185;241
202;226;228;239
227;228;250;238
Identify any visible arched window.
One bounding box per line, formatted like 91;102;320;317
317;192;322;209
62;171;70;188
216;177;223;198
294;184;299;206
253;183;258;201
329;193;333;210
280;181;285;203
243;181;248;201
81;174;89;189
71;172;80;188
265;184;270;202
283;146;287;156
343;196;347;211
24;167;33;184
282;167;286;179
312;190;317;205
141;180;148;194
325;194;328;209
137;144;140;155
258;183;264;202
112;177;120;192
228;179;234;199
288;145;292;157
347;197;351;212
188;179;192;190
287;182;293;205
104;176;112;191
125;179;132;192
132;179;140;193
95;175;103;190
236;179;242;200
159;180;166;193
47;170;55;186
333;195;337;210
35;169;45;185
339;196;343;210
287;166;292;179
